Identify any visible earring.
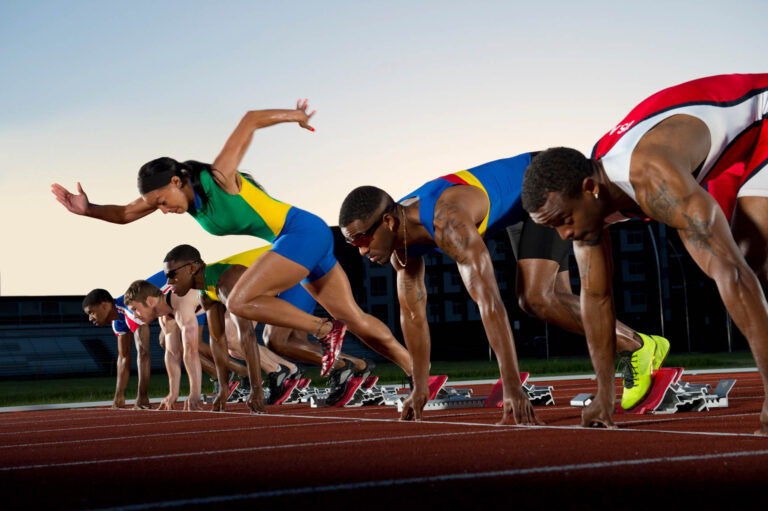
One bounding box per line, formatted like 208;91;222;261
593;193;599;199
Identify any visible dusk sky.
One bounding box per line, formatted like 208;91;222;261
1;0;766;295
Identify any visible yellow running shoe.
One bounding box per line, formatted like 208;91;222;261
651;335;670;370
619;333;655;410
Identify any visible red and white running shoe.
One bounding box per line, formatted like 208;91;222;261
320;319;346;377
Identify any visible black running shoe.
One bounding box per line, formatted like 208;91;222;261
354;359;376;380
266;365;291;405
325;359;355;406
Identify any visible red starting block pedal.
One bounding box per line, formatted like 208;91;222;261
296;378;311;390
484;372;530;408
271;378;301;406
328;376;366;407
362;375;379;389
615;367;683;414
428;375;449;400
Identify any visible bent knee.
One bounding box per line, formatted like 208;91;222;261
517;291;551;318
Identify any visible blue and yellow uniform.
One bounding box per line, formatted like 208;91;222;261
399;153;533;256
187;171;336;282
201;246;317;314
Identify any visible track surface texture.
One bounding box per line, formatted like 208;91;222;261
1;372;766;509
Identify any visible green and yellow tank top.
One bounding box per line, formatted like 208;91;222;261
202;245;272;302
188;171;292;241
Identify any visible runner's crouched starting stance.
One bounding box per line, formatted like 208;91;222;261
522;73;768;434
339;154;668;424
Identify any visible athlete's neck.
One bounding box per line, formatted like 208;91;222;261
594;159;636;214
398;202;432;246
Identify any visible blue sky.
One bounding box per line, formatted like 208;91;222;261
1;0;766;295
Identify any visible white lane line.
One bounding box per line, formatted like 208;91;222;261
0;429;527;472
87;447;768;510
0;421;335;450
0;416;239;436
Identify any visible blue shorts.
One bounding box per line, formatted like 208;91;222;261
277;283;317;315
271;207;337;283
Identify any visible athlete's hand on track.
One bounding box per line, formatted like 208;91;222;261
581;395;617;429
157;395;176;411
51;182;89;215
183;396;203;411
295;98;315;132
247;388;266;414
399;388;429;421
499;387;543;426
757;397;768;436
111;395;125;410
212;390;228;412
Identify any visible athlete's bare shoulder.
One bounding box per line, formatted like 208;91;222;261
630;114;711;188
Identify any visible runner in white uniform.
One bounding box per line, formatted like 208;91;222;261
521;73;768;435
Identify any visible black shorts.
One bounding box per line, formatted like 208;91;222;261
506;213;571;272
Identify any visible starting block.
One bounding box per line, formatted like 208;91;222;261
570;368;737;414
395;373;555;412
309;376;366;408
485;372;555;407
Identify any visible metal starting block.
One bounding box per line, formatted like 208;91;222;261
485;373;555;407
394;373;556;412
570;368;737;414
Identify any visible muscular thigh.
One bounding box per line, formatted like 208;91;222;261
732;195;768;278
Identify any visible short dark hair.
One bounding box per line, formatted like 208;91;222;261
164;244;202;264
339;186;394;226
82;288;113;309
521;147;594;213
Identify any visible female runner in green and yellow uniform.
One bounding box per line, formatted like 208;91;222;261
52;100;411;380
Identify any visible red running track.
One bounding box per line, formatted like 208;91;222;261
0;371;766;510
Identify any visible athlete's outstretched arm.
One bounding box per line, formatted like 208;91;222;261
210;100;315;190
202;298;233;411
113;333;132;409
634;155;768;435
572;234;618;429
157;316;182;410
51;182;156;224
133;324;152;409
433;197;539;426
395;255;429;421
172;294;203;411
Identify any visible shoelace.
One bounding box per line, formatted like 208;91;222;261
618;355;637;388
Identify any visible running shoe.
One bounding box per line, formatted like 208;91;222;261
325;359;355;406
354;359;376;380
651;335;670;370
319;319;346;377
619;333;655;410
266;364;291;405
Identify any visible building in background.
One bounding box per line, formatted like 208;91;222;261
0;223;745;380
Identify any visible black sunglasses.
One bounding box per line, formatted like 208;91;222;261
164;262;195;279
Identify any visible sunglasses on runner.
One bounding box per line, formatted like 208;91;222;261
164;262;195;280
346;209;390;248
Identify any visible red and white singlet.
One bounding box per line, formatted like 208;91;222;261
592;73;768;221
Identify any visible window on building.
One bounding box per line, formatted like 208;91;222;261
623;290;648;313
370;276;388;297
